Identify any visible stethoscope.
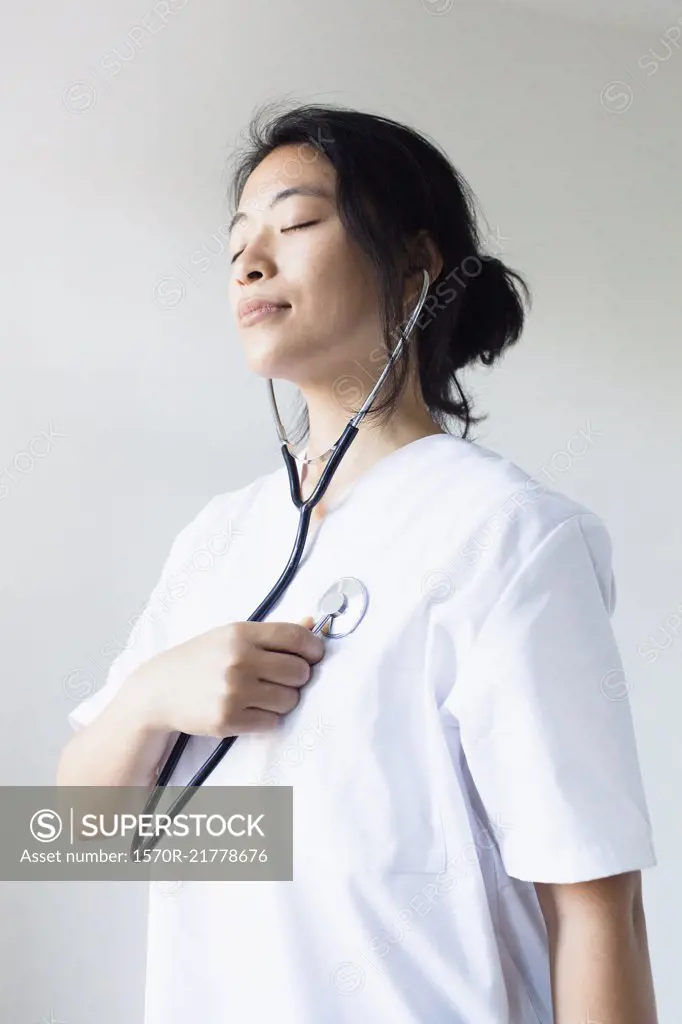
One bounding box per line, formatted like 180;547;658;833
130;268;431;856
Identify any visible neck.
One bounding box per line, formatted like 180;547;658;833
298;382;445;505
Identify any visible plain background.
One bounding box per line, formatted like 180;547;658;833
1;0;680;1020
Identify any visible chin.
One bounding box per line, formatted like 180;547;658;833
243;350;299;384
240;331;315;383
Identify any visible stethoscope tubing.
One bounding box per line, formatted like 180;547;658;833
130;423;359;855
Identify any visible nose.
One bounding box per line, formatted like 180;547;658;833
234;238;277;286
236;262;270;285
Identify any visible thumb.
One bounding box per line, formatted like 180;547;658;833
298;615;316;630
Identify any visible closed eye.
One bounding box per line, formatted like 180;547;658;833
230;221;319;264
282;220;319;233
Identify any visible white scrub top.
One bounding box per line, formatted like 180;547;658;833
67;433;657;1024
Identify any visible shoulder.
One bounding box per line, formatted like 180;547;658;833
435;435;616;613
442;433;608;534
166;464;282;564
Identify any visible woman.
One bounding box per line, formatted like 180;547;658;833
58;103;658;1023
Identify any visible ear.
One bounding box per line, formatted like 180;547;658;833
402;230;443;312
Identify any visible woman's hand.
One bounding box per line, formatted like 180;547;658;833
126;617;325;738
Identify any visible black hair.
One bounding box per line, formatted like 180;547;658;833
227;100;531;441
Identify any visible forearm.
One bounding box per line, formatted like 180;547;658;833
547;900;658;1023
56;669;175;791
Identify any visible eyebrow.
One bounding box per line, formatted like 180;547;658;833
228;185;333;234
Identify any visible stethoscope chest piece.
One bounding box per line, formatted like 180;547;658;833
313;576;369;638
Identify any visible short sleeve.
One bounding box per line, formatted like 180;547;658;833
67;496;220;733
446;511;657;883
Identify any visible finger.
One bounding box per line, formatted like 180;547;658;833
253;649;312;688
248;680;302;715
253;621;325;664
230;707;281;734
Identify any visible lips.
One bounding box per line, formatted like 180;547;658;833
238;300;290;321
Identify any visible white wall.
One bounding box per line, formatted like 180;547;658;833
1;0;680;1020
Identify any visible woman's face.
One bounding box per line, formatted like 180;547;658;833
228;144;385;393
